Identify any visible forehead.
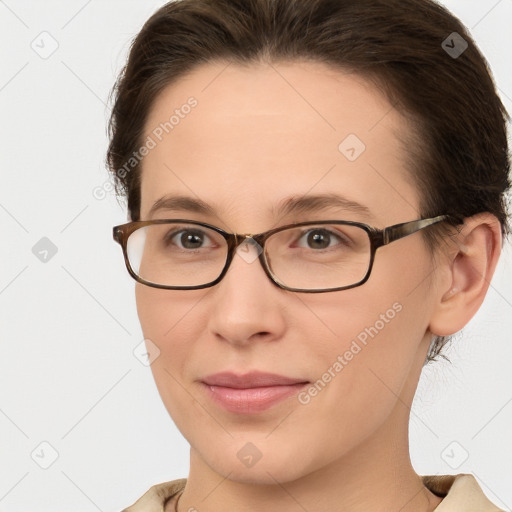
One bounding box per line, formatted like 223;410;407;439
140;60;420;227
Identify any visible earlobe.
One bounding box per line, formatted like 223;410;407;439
428;213;502;337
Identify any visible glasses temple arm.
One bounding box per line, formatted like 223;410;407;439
382;215;452;245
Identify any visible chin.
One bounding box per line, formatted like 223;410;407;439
208;459;309;486
196;439;317;485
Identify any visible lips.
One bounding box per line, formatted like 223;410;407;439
201;371;309;388
200;371;309;414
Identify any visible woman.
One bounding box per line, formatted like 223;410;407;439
107;0;510;510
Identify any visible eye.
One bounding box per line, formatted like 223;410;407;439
295;228;352;250
164;228;215;250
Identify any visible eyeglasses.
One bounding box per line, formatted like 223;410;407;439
113;215;452;293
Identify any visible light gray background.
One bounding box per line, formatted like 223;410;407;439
1;1;511;511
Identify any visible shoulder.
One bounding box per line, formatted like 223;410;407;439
422;473;505;511
121;478;187;512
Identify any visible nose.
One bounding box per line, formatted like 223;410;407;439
206;238;287;347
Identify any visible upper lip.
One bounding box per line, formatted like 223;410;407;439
201;371;309;389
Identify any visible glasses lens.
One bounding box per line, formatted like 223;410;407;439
265;223;371;290
126;223;228;287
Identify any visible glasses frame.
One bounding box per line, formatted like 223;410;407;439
113;214;453;293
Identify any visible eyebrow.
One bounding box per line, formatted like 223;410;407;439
148;193;374;220
273;193;373;219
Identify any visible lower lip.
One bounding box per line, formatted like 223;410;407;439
201;382;308;414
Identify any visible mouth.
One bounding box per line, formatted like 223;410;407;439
200;371;309;414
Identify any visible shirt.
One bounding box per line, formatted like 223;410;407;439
121;473;505;511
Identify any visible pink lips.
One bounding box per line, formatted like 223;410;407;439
200;371;309;414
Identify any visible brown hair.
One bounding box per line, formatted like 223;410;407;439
106;0;511;363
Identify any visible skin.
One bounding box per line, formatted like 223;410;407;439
133;59;502;512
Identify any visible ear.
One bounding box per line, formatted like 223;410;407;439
428;212;503;336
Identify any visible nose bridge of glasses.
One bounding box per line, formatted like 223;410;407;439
236;233;255;243
232;232;264;249
227;232;266;269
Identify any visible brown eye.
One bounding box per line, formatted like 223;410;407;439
294;228;352;251
160;226;217;251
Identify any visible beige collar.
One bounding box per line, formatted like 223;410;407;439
122;474;504;512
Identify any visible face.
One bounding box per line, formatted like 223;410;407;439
136;60;442;484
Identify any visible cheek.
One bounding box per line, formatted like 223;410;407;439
135;284;208;343
295;247;434;442
299;244;432;362
135;285;207;410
